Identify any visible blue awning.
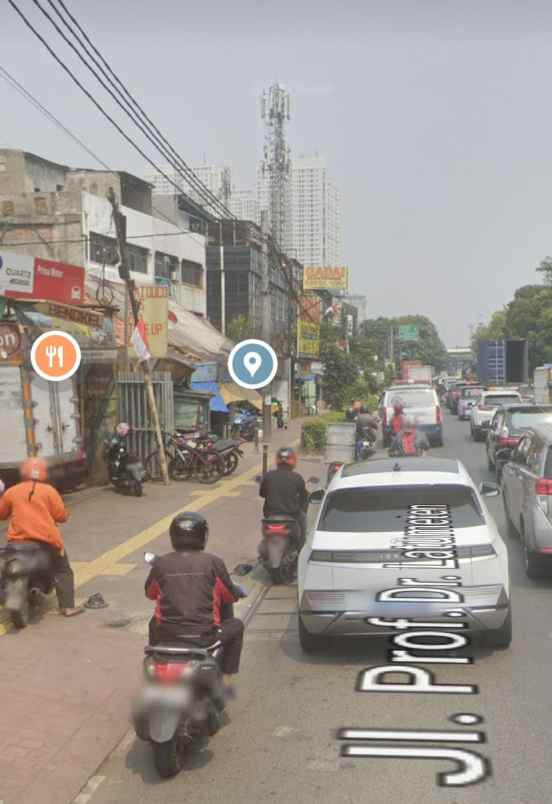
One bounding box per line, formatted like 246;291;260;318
191;381;228;413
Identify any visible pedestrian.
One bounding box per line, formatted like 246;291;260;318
0;458;84;617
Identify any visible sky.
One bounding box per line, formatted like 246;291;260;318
4;0;552;346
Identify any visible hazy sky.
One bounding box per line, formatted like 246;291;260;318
4;1;552;346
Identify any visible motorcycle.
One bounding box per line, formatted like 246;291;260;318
388;428;427;457
132;552;245;778
103;428;147;496
257;476;320;584
0;541;54;628
355;426;377;461
231;410;259;441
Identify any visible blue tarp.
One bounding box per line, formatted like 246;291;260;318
191;381;228;413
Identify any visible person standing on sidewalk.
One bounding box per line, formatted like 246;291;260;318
0;458;84;617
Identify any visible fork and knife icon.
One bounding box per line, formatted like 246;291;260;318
45;344;64;369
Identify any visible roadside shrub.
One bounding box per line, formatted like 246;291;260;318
301;410;346;453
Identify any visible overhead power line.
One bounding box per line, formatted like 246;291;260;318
44;0;234;219
7;0;226;224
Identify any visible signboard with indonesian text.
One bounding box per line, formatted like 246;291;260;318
0;322;23;360
130;286;168;359
303;266;349;291
297;294;321;358
2;254;84;305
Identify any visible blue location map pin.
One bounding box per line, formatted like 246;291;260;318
228;339;278;390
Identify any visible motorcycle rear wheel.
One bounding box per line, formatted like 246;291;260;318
223;452;239;476
6;578;29;628
153;737;184;778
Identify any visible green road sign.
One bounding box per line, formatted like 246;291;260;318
399;324;419;342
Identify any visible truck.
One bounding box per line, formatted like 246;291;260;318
477;339;528;386
401;361;433;384
534;366;552;404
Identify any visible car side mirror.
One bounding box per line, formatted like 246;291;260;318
309;489;325;504
479;481;499;497
144;552;156;564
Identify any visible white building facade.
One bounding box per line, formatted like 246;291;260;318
289;155;341;268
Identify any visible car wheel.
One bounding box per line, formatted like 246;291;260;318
502;491;518;539
521;526;544;579
486;607;512;650
298;615;326;654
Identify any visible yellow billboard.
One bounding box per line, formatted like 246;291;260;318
303;266;349;291
130;286;168;359
297;295;321;358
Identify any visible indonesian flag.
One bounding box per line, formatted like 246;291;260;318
131;319;151;362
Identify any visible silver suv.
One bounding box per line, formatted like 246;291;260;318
501;424;552;578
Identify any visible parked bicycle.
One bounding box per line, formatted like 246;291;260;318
145;432;232;484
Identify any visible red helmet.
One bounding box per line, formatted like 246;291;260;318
276;447;297;468
20;457;47;482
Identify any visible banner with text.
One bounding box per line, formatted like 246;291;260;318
303;266;349;291
297;294;321;358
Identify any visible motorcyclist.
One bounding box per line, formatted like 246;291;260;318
389;402;406;451
0;458;83;617
145;512;245;697
259;447;308;541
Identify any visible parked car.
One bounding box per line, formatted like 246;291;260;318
457;386;485;421
380;385;443;446
501;425;552;577
297;457;511;651
486;404;552;481
470;389;522;441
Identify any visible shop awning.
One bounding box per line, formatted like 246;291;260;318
191;381;228;413
219;383;262;410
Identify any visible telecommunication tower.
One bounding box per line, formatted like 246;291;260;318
261;84;291;250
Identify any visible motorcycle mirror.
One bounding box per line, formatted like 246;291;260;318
309;489;325;504
144;551;156;564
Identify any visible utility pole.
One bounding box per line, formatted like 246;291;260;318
260;210;272;442
107;187;169;485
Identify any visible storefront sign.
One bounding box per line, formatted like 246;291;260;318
0;252;34;296
303;266;349;291
36;301;103;328
131;285;168;359
0;322;22;359
5;257;84;305
297;294;321;358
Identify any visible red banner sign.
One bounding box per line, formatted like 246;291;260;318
6;258;84;305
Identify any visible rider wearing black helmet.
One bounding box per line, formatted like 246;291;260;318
259;447;308;540
145;512;245;695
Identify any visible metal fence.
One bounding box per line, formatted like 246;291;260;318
117;371;174;477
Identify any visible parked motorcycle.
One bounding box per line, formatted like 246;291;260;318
103;423;147;496
0;541;54;628
231;410;260;441
257;476;320;584
132;552;245;778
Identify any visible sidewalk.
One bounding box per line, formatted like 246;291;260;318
0;418;306;804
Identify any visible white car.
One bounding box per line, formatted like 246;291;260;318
380;385;443;447
470;389;522;442
298;457;511;652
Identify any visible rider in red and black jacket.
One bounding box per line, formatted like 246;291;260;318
145;512;245;693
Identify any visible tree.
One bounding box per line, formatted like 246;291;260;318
471;309;507;353
536;257;552;286
394;315;448;371
226;314;259;343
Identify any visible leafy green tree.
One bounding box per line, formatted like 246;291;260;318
471;309;507;353
226;314;259;343
536;257;552;286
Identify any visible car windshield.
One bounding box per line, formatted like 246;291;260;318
388;390;436;407
463;388;483;398
484;395;520;406
509;411;552;428
318;484;484;532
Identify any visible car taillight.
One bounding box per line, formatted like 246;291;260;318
436;406;443;424
536;478;552;516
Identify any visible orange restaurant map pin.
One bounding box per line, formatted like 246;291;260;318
30;330;82;382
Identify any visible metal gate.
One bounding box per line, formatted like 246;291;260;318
117;371;174;474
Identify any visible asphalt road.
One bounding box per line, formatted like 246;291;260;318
84;414;552;804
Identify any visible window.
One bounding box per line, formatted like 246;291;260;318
387;389;437;407
155;251;178;281
483;395;521;406
181;259;203;287
509;411;552;429
127;243;148;274
318;485;484;533
89;231;118;264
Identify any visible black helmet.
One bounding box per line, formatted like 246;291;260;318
276;446;297;468
170;512;208;551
